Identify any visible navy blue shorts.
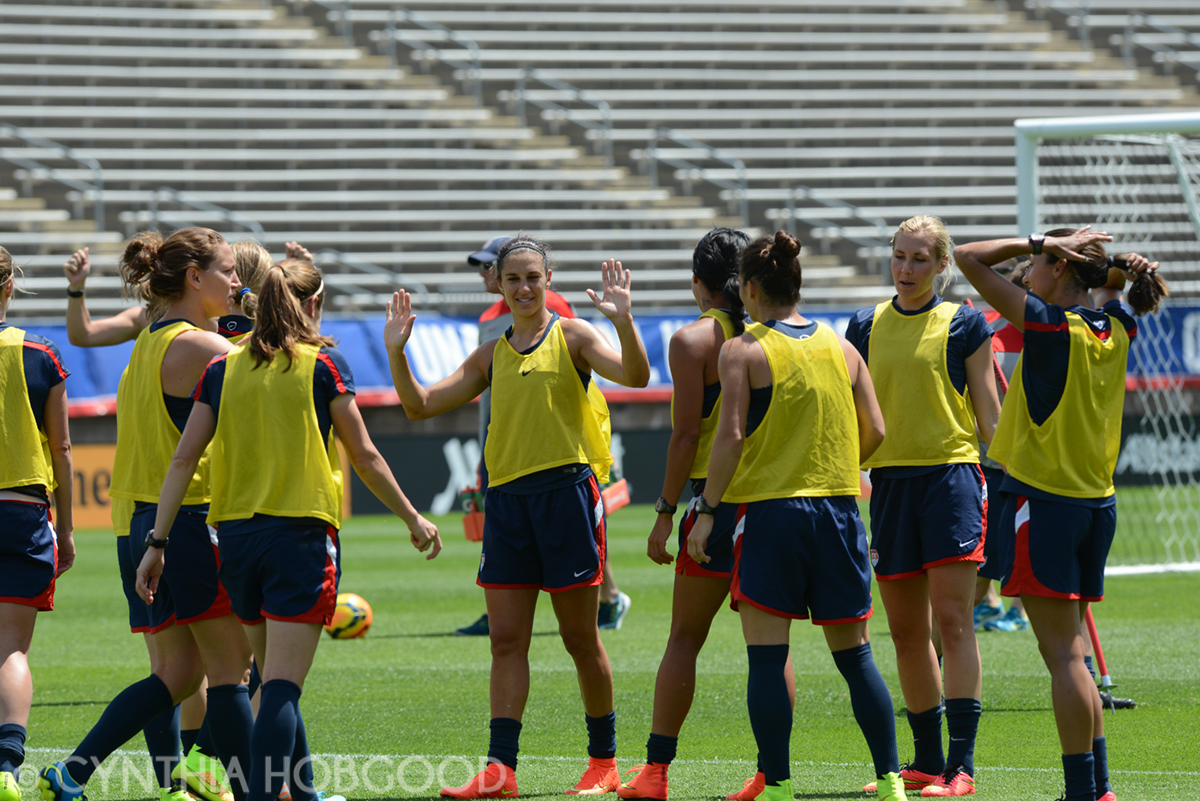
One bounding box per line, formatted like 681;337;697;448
479;475;606;592
216;516;341;625
868;463;987;580
730;496;873;624
0;499;58;612
130;504;232;630
978;467;1008;581
676;493;738;578
997;493;1116;602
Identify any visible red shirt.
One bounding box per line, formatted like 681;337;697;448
479;290;576;323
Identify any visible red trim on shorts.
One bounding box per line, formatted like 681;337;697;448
23;340;68;379
316;352;348;394
812;608;874;626
1082;595;1103;603
240;617;266;626
177;531;234;625
924;551;985;570
0;592;54;612
476;580;542;590
546;476;607;593
730;590;810;621
1001;496;1079;600
147;615;178;635
675;508;732;578
276;526;341;624
875;568;926;581
130;624;153;634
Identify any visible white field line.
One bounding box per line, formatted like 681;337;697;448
1106;561;1200;576
23;748;1200;776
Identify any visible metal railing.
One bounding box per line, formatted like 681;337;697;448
777;186;891;276
642;128;747;226
510;70;612;168
145;188;266;239
372;8;483;106
0;123;105;232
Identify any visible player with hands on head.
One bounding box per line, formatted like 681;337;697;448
386;237;649;799
844;215;1001;798
138;256;440;801
0;246;74;801
620;228;795;801
953;227;1166;801
685;231;907;801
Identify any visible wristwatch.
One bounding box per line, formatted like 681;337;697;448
654;496;678;515
144;529;169;549
1028;233;1045;256
695;496;718;516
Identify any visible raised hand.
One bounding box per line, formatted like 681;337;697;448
1046;226;1113;263
64;247;91;289
384;290;417;353
586;258;632;320
286;241;314;263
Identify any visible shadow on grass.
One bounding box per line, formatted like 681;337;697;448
31;700;104;707
371;630;562;639
793;793;863;799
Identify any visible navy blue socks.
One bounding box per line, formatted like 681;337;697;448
831;644;900;778
746;644;791;786
646;733;678;766
142;703;182;788
248;660;262;700
906;704;945;776
206;683;254;801
488;718;522;770
289;710;317;801
181;729;199;756
1062;751;1096;801
196;713;219;757
944;698;981;776
249;680;302;801
585;712;617;760
70;674;175;786
1093;736;1111;798
0;723;27;777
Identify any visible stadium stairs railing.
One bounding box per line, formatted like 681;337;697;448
143;188;266;241
503;70;614;169
1;123;105;233
773;187;892;279
636;128;748;227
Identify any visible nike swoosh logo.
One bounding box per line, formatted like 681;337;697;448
521;367;536;376
501;790;518;796
574;569;591;577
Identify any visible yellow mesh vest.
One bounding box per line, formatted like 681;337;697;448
863;300;980;469
109;322;210;504
485;319;612;487
112;497;136;538
724;322;861;502
670;308;736;480
989;312;1129;498
0;325;55;492
207;344;343;527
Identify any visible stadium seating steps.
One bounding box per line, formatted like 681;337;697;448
1;0;1198;320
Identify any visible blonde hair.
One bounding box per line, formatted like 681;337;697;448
892;214;956;294
230;240;272;319
247;258;333;370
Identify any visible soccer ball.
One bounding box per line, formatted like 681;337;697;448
325;593;373;639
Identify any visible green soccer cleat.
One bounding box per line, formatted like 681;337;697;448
972;603;1004;630
172;744;233;801
874;772;909;801
162;781;196;801
1;771;21;801
982;606;1029;632
38;762;86;801
754;779;792;801
598;592;631;631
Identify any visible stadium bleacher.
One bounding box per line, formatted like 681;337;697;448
2;0;1198;322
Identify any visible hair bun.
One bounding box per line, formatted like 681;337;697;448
773;230;801;259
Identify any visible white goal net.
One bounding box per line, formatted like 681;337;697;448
1017;113;1200;571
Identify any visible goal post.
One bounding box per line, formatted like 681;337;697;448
1014;112;1200;572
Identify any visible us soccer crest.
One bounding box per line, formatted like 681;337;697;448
870;549;879;567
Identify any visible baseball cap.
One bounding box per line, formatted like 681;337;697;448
467;236;513;267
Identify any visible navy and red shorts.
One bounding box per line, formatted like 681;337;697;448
730;496;873;624
129;503;231;631
0;499;58;612
479;474;606;592
997;493;1115;602
216;516;342;625
868;463;987;580
676;489;738;578
977;467;1008;581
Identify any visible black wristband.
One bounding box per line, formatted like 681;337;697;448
654;496;677;515
67;288;85;298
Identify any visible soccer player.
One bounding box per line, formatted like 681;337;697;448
954;227;1166;801
137;257;440;801
844;215;1000;797
619;227;792;801
0;246;75;801
458;237;630;635
39;228;251;801
685;231;907;801
386;236;650;798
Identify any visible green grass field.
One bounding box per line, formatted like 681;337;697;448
23;506;1200;801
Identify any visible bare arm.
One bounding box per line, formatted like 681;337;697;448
839;339;886;464
43;382;74;574
964;338;1001;446
329;394;441;558
1093;252;1159;308
138;401;218;603
384;290;491;420
64;247;149;346
575;259;651;387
